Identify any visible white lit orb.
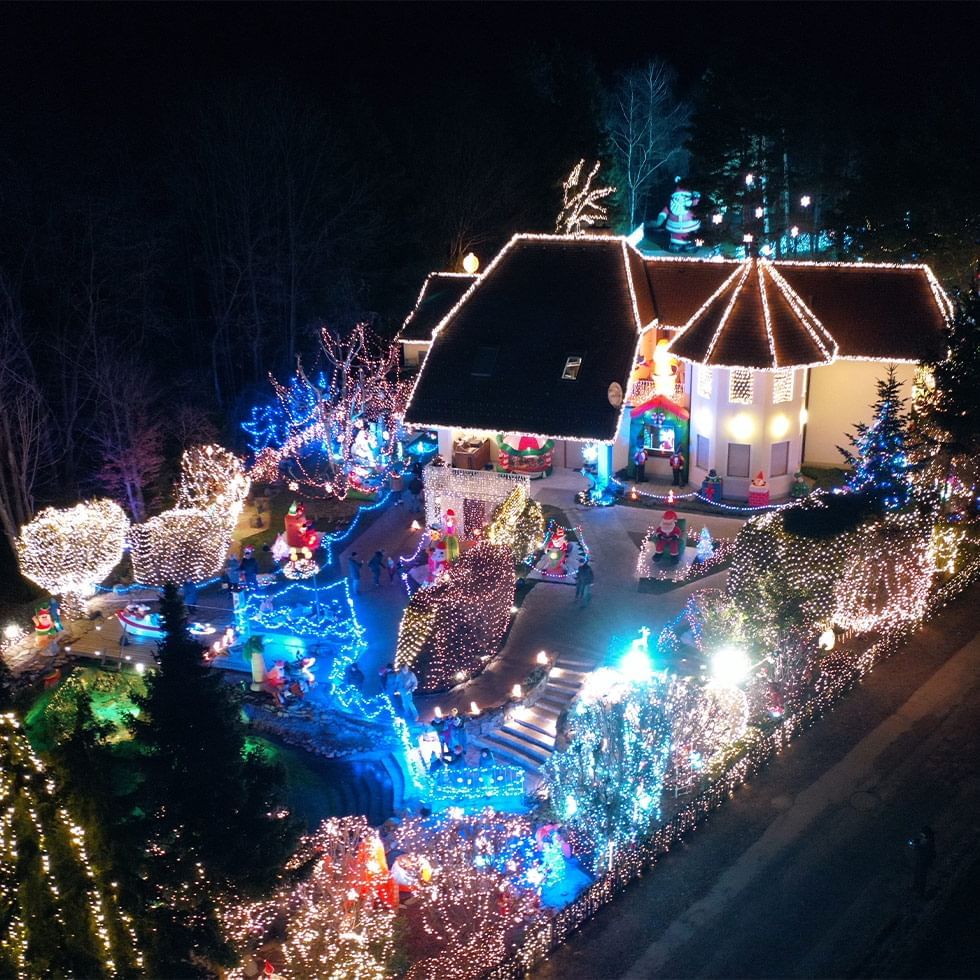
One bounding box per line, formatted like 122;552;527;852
462;252;480;274
711;646;751;687
818;628;836;651
3;623;20;641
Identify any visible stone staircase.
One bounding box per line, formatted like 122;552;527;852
472;654;592;774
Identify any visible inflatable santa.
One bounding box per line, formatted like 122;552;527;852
653;179;701;252
653;510;682;563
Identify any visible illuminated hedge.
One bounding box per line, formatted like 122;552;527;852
486;487;545;561
129;508;232;586
395;543;515;692
15;499;129;600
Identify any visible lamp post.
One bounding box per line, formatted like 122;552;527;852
800;195;813;256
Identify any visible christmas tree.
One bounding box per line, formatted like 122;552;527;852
839;367;916;512
917;291;980;519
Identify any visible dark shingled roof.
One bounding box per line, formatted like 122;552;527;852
642;258;742;328
667;261;838;369
776;263;949;362
398;273;477;343
404;237;642;441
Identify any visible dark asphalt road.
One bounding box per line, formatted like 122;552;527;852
534;582;980;980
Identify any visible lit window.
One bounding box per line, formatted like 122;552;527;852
697;366;713;399
729;369;754;405
562;356;583;381
772;368;794;404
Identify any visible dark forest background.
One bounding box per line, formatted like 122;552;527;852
0;3;976;569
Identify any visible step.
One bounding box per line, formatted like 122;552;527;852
549;666;589;682
512;709;557;738
478;731;550;770
506;718;556;751
514;705;558;735
553;654;595;671
546;676;581;695
471;734;541;773
537;694;575;714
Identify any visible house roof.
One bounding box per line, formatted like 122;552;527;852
401;235;951;441
641;257;743;329
775;262;951;362
398;273;477;343
403;236;643;442
667;260;839;369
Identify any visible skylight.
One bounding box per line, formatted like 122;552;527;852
562;355;583;380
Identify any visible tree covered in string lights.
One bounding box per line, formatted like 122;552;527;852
395;543;515;692
485;486;544;561
247;323;409;500
129;507;232;586
388;810;546;980
129;585;299;975
15;499;130;614
222;816;399;980
544;668;671;868
839;367;917;512
176;444;250;526
555;159;616;235
917;291;980;519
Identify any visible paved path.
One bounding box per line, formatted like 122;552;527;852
534;580;980;980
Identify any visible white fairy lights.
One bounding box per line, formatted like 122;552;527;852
129;508;232;586
15;499;130;608
176;444;250;526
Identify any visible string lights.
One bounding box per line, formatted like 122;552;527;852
175;443;250;526
395;543;515;692
129;508;232;587
15;499;130;612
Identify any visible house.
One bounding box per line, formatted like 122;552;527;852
400;234;952;500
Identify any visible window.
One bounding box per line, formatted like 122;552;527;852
643;423;675;454
696;434;710;470
562;355;583;381
729;369;754;404
697;366;713;399
727;443;751;478
770;440;790;477
772;368;794;404
471;346;498;378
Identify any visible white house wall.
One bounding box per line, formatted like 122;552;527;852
803;360;916;467
688;364;806;501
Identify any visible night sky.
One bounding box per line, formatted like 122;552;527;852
3;2;976;159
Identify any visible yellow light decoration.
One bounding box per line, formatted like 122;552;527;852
728;413;754;441
770;414;790;438
176;443;250;526
15;499;130;606
129;507;232;586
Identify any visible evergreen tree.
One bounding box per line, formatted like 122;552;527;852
917;292;980;519
130;583;298;975
839;367;916;512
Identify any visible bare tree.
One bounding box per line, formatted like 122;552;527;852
90;347;165;522
604;61;690;230
0;272;47;547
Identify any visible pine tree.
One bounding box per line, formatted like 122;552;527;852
839;367;915;512
917;291;980;519
130;583;298;974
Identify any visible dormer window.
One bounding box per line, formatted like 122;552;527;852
562;355;583;381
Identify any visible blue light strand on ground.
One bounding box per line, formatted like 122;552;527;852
93;575;225;595
633;487;792;514
321;490;393;565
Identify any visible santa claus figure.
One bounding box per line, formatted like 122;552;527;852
544;525;570;576
653;510;682;563
653;179;701;251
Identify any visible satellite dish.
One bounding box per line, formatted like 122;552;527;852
607;382;624;408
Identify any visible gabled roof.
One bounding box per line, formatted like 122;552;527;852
403;235;644;442
398;272;477;343
667;260;838;370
